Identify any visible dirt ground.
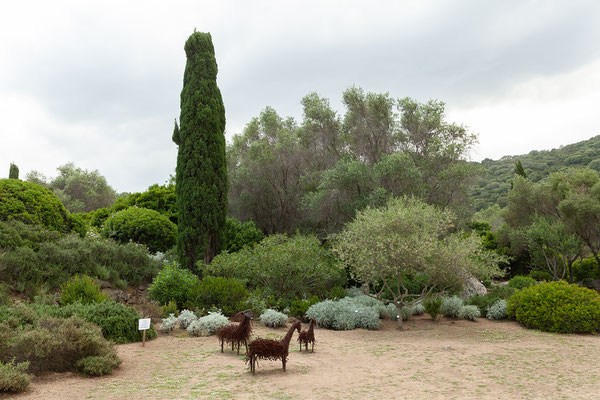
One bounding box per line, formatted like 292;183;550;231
6;315;600;400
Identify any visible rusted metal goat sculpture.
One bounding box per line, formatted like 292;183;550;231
298;318;316;352
216;310;253;355
245;319;302;374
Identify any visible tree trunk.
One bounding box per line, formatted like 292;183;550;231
396;304;404;330
567;259;574;284
594;253;600;276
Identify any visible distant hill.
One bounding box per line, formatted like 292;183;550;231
471;135;600;211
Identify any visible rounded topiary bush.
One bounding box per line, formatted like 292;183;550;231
506;281;600;333
507;275;538;290
102;207;176;253
0;179;72;233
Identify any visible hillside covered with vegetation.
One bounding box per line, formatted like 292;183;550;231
471;135;600;210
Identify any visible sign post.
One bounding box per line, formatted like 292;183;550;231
138;318;151;347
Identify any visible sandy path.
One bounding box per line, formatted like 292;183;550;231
6;316;600;400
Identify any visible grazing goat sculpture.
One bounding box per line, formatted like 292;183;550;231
216;310;253;355
245;319;302;374
298;318;316;352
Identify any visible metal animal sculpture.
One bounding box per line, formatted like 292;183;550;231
298;318;316;352
216;310;253;355
245;319;302;374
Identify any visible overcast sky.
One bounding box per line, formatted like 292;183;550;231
1;0;599;192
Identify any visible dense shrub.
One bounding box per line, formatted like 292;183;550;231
0;316;121;375
507;281;600;333
289;297;320;319
572;258;600;282
223;217;263;253
508;275;538;290
202;234;345;301
259;309;288;328
187;312;229;336
0;360;32;393
441;296;464;318
0;225;160;292
424;296;443;320
161;300;178;318
48;301;157;343
161;314;177;333
102;207;177;253
148;264;200;309
0;179;75;234
306;297;380;331
59;275;108;305
486;299;508;320
458;305;480;321
529;270;554;282
197;276;248;316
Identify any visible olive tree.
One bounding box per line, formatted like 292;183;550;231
333;197;503;329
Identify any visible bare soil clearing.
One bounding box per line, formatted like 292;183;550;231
7;316;600;400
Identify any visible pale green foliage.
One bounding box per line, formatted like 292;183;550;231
187;311;229;336
334;196;503;328
259;309;288;328
306;297;381;330
177;309;197;329
486;299;508;320
161;314;177;333
458;305;480;321
441;296;464;318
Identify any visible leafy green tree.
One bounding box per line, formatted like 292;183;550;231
333;197;503;329
8;163;19;180
173;32;227;268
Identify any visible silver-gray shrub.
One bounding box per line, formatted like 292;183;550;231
441;296;464;318
307;297;380;330
161;313;177;333
187;311;229;336
259;309;288;328
306;300;338;328
486;299;507;320
458;305;480;321
177;309;197;329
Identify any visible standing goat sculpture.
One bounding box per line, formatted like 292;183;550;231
216;310;253;355
298;318;316;352
245;319;302;374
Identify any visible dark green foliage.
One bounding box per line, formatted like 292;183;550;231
196;276;248;315
472;135;600;210
508;275;538;290
0;178;76;234
0;315;121;375
529;270;554;282
174;31;227;269
289;296;319;319
423;296;443;320
161;300;178;318
514;160;527;178
102;207;177;253
0;360;32;393
203;234;345;302
76;355;121;376
8;163;19;180
0;223;161;292
59;275;108;305
87;207;111;228
506;281;600;333
223;217;263;253
148;263;200;308
465;285;515;316
104;184;177;225
572;258;600;282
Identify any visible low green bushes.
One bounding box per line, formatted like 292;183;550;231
508;275;538;290
197;276;248;316
102;207;177;253
423;296;443;320
59;275;108;305
148;264;200;309
464;285;515;317
223;217;263;253
0;316;121;379
572;258;600;282
528;270;553;282
0;221;161;292
507;281;600;333
0;360;32;393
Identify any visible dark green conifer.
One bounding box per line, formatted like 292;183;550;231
173;32;227;269
514;160;527;178
8;163;19;179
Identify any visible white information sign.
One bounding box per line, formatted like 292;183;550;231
138;318;151;331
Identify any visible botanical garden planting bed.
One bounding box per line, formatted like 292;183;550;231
11;316;600;400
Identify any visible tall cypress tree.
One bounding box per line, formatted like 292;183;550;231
514;160;527;178
173;32;227;269
9;163;19;179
